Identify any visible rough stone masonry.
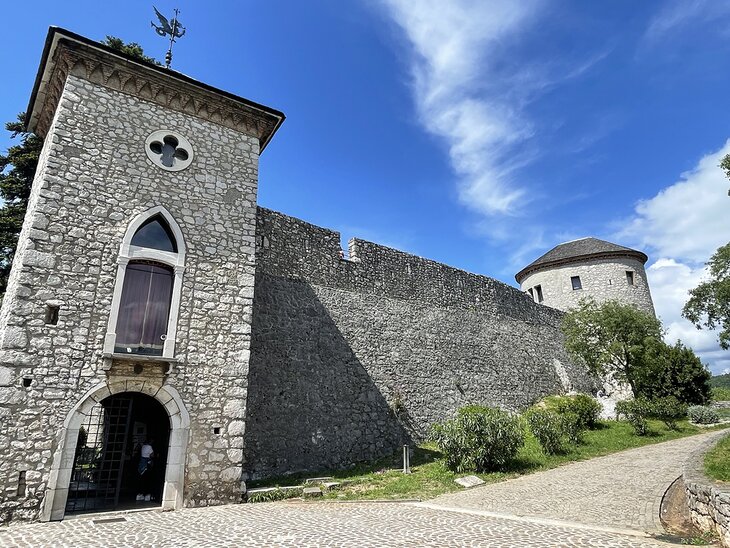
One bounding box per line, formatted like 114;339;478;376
0;28;599;525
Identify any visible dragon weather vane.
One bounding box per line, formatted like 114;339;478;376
151;7;186;69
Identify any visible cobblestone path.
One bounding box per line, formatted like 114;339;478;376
0;431;723;547
427;429;728;534
0;501;667;547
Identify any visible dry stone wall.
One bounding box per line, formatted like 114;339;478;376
244;208;596;479
683;433;730;547
0;75;260;524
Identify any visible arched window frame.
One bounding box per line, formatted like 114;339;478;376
103;206;186;359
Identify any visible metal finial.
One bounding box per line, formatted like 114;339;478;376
151;6;186;69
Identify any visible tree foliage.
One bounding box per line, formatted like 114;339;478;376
0;37;157;294
0;113;43;292
635;339;711;405
682;242;730;350
561;299;663;394
101;36;160;65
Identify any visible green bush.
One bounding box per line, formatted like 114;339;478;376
615;398;652;435
431;405;525;472
649;396;687;430
525;408;567;455
688;405;721;424
554;394;602;430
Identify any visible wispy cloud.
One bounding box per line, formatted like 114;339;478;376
381;0;542;216
643;0;730;45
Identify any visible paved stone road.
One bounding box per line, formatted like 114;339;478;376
0;502;667;547
428;429;728;534
0;431;724;547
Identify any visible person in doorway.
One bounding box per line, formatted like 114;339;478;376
136;439;155;502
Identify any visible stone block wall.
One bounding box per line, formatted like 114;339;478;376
683;433;730;547
0;74;260;523
244;208;596;479
519;256;655;316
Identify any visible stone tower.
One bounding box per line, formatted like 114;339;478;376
515;237;655;316
0;28;283;523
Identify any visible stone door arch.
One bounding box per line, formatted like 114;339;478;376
40;381;189;521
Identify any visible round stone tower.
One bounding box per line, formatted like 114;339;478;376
515;237;655;316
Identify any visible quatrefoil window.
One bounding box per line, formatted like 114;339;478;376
144;130;194;172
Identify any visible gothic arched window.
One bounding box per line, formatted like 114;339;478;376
104;207;186;359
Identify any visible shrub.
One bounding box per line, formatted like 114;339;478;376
554;394;602;430
649;396;687;430
431;405;525;472
615;398;652;435
688;405;720;424
560;413;585;445
525;408;566;455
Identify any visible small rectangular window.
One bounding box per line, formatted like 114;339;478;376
571;276;582;290
626;271;634;286
45;305;59;325
535;285;544;303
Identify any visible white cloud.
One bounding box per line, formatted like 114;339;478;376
381;0;541;216
618;140;730;263
619;143;730;373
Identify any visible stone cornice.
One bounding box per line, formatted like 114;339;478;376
27;28;285;150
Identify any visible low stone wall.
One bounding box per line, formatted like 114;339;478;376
683;432;730;546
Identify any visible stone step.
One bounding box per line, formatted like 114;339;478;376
246;485;301;496
322;481;341;491
303;487;322;498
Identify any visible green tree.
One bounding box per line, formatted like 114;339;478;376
101;36;160;65
0;113;42;292
561;299;663;395
634;339;712;405
682;242;730;350
0;37;157;293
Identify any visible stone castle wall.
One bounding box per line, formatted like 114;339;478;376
519;256;655;316
0;74;260;523
244;208;597;480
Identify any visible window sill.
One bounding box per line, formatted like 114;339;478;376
103;353;180;364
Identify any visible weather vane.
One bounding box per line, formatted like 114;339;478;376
151;7;186;69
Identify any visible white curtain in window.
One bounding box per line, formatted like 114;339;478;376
115;263;174;355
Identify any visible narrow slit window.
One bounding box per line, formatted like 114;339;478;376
17;471;26;497
527;288;534;299
626;271;635;286
571;276;582;290
535;285;544;303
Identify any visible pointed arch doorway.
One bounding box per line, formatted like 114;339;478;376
64;392;170;514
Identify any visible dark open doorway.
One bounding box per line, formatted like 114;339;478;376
65;392;170;515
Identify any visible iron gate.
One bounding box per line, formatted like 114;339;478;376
65;395;134;514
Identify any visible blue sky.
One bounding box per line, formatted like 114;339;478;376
2;0;730;372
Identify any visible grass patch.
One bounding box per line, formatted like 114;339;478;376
704;433;730;482
249;420;728;502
